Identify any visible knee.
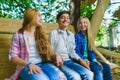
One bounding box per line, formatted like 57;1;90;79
92;65;103;72
86;71;94;80
26;74;50;80
104;63;111;70
70;73;81;80
100;61;111;70
90;71;94;78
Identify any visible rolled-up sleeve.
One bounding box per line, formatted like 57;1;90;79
49;31;56;49
74;34;85;59
9;32;20;60
68;33;80;60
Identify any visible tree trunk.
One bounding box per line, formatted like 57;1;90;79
69;0;81;33
91;0;110;40
69;0;120;70
90;0;111;63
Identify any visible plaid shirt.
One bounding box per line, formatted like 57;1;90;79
9;31;29;80
74;31;97;61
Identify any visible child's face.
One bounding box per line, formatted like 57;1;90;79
78;18;88;31
36;12;42;26
57;13;70;30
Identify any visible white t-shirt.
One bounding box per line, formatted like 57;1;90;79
27;36;42;64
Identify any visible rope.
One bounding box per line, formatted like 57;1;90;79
100;0;105;15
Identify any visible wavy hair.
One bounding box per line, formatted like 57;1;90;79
19;8;55;63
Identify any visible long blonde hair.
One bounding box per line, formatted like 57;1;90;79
19;8;55;62
77;16;95;50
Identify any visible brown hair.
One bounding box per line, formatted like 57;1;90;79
19;8;38;32
19;8;55;63
35;26;56;63
77;16;95;50
56;10;69;20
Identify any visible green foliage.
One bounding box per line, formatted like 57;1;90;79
0;0;34;19
0;0;69;23
109;20;118;27
80;4;95;19
0;0;95;23
39;0;69;23
1;0;104;43
96;25;106;41
113;50;120;53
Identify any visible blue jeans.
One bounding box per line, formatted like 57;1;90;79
20;63;67;80
100;61;112;80
61;60;93;80
90;61;112;80
90;61;103;80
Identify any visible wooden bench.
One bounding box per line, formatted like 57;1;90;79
0;18;75;80
0;18;119;80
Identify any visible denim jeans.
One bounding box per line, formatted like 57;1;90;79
100;61;112;80
90;61;112;80
61;60;93;80
90;61;103;80
20;63;67;80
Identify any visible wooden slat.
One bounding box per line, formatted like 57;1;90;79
0;18;58;33
0;69;15;80
0;54;16;79
0;34;12;53
0;32;16;79
0;18;75;33
0;48;9;53
0;64;16;69
0;18;75;79
0;54;9;62
0;41;10;49
0;41;11;47
0;18;22;32
0;34;13;39
0;61;16;67
67;25;75;34
0;63;16;80
97;48;120;60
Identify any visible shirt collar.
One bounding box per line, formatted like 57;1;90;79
57;28;70;36
78;31;87;38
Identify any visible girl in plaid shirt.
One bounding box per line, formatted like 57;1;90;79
8;8;66;80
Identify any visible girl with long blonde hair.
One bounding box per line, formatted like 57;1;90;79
75;16;112;80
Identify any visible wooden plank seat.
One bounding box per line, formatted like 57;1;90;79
0;18;74;80
0;18;120;80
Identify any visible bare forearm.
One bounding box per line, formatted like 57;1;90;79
55;53;63;67
11;56;28;67
79;58;90;70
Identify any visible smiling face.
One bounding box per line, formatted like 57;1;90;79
23;9;43;29
56;11;70;30
36;12;42;26
78;18;88;32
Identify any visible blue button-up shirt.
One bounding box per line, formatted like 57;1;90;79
75;31;97;61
